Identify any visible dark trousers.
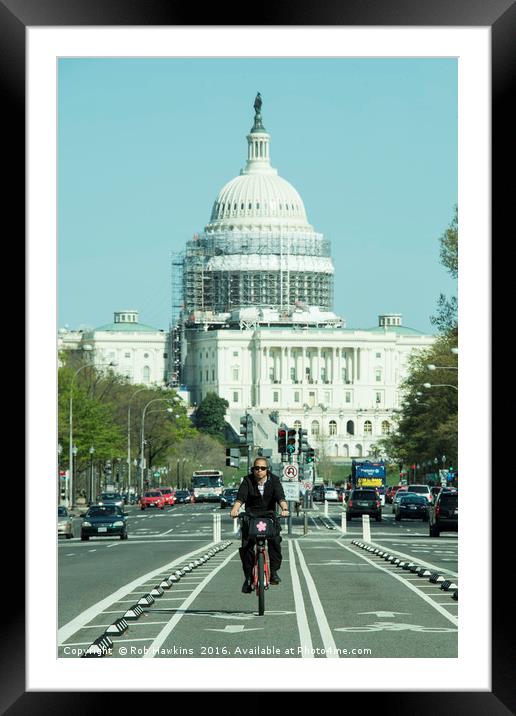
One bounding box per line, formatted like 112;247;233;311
239;536;282;577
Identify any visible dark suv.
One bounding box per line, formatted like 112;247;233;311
428;489;458;536
346;488;382;522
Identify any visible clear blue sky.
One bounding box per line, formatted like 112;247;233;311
58;58;457;334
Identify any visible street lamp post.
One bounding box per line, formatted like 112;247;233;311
71;445;78;507
89;446;95;505
127;387;149;506
422;383;458;392
140;398;174;495
57;443;63;504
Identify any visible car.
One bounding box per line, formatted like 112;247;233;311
391;487;409;512
312;485;326;502
139;490;165;510
80;505;128;540
58;506;73;539
394;492;429;522
323;487;339;502
220;488;239;509
346;488;382;522
406;484;433;504
385;485;402;504
428;489;458;537
157;487;176;506
174;489;193;504
430;486;442;503
122;492;138;505
97;492;124;508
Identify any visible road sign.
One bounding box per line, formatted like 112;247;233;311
303;481;313;491
282;481;300;501
153;471;160;478
283;464;299;480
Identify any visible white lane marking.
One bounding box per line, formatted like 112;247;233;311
143;549;238;658
288;540;314;658
335;542;458;626
294;540;339;658
310;517;321;530
58;541;218;645
353;539;458;578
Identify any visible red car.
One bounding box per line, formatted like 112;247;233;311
140;490;165;510
157;487;176;506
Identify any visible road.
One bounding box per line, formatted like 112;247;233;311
58;501;458;658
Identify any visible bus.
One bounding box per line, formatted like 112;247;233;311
191;470;224;503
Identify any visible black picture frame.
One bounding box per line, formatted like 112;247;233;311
9;0;508;710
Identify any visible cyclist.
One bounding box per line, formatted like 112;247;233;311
230;457;289;593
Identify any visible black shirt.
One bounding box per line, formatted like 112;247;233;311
236;473;285;515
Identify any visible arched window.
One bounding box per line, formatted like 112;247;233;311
342;444;349;458
346;420;355;436
364;420;372;435
382;421;391;435
294;420;301;430
355;444;363;457
143;366;150;382
329;420;337;436
311;421;320;436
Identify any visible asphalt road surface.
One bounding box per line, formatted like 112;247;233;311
58;502;458;659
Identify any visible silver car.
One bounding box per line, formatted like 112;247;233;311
324;487;339;502
58;506;73;539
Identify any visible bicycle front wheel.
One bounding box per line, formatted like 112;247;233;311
257;551;265;616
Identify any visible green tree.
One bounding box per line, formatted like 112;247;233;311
430;205;458;334
193;392;229;440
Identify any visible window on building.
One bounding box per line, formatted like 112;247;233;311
364;420;372;435
345;392;351;404
143;366;150;382
376;352;381;359
311;421;320;436
125;352;130;358
382;421;391;435
376;392;382;404
206;370;209;381
294;391;300;403
273;392;279;403
376;369;382;382
233;351;239;357
346;420;355;435
342;368;348;383
212;370;215;381
329;420;337;436
199;370;202;382
233;392;239;403
232;368;239;381
324;392;331;405
294;420;301;430
144;353;149;358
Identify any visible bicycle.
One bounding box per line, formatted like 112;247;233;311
237;510;286;616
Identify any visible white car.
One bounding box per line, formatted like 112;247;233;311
323;487;339;502
406;484;433;503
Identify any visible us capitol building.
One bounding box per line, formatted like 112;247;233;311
59;95;434;461
169;95;435;460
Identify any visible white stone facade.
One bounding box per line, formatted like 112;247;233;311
184;321;434;458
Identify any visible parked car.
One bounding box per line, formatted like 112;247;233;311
139;490;165;510
220;488;239;509
406;484;433;504
174;490;192;504
428;489;458;537
58;506;73;539
97;492;124;508
385;485;402;504
346;488;382;522
394;493;429;522
80;505;128;541
157;487;176;506
324;487;339;502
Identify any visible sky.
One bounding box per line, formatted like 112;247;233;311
58;57;457;334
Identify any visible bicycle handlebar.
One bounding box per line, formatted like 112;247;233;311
236;510;288;520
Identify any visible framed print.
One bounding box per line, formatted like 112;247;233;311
7;0;510;708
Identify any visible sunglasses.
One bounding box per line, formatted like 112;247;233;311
253;466;267;471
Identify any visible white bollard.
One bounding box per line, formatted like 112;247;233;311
213;513;218;542
341;509;347;534
362;514;371;542
324;500;329;517
216;513;221;542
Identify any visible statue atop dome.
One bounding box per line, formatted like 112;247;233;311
251;93;266;132
254;92;262;114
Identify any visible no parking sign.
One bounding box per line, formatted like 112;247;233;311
283;464;299;481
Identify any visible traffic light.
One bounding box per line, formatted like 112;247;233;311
60;488;66;501
298;428;308;455
226;447;240;468
239;414;253;445
306;447;316;463
277;428;287;454
287;428;297;455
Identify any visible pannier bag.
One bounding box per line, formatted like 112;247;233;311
246;516;278;539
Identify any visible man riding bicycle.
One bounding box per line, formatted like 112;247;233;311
230;457;289;593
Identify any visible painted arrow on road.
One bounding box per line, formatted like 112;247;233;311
205;625;263;633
